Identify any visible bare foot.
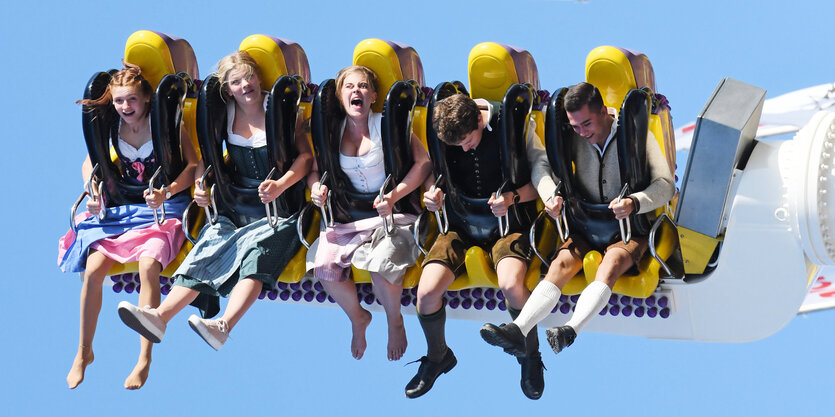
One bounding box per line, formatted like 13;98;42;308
124;357;151;390
350;309;372;360
67;346;94;389
387;314;408;361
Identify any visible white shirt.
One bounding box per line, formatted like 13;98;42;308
591;107;619;156
226;96;268;148
339;112;386;193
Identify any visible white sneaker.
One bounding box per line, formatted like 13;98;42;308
118;301;166;343
187;315;229;351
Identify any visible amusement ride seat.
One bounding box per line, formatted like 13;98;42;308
304;38;427;288
422;42;550;292
538;45;681;298
190;34;315;287
74;30;201;285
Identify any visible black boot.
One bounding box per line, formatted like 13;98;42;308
545;325;577;355
480;322;526;357
404;348;457;399
508;306;545;399
518;352;545;400
406;306;453;398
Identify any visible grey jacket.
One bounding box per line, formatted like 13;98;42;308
531;110;675;215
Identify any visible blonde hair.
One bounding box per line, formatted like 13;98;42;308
216;50;261;101
334;65;378;111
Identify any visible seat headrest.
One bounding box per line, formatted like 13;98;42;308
124;30;199;90
239;35;311;91
468;42;539;102
585;46;656;109
353;38;425;113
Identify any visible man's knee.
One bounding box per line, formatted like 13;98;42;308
417;263;453;302
596;248;633;286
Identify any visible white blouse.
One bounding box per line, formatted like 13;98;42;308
226;96;268;148
339;112;386;193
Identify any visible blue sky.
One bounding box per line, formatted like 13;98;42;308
3;0;834;416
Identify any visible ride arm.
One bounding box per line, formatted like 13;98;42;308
627;130;675;214
374;133;432;216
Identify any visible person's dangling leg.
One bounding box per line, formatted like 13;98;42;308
370;272;407;361
124;257;162;390
67;251;114;389
188;277;263;351
320;277;372;360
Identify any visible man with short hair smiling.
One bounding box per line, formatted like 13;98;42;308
481;82;674;363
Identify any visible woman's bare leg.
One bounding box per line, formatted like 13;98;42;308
67;251;115;389
124;257;162;390
320;278;372;360
218;277;263;331
370;273;407;361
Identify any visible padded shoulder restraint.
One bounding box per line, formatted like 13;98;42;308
426;82;537;246
544;87;653;249
81;70;188;207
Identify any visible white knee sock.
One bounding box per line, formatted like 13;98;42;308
513;281;561;336
565;281;611;333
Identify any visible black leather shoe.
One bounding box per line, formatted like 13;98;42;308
480;322;526;357
405;348;457;399
545;325;576;355
519;351;545;400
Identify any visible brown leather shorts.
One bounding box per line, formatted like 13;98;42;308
422;231;531;273
558;234;648;266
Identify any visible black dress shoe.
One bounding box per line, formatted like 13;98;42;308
479;322;526;357
519;351;545;400
545;325;576;355
404;348;457;399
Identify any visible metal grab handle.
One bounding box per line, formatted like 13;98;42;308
648;212;682;279
549;181;569;242
198;165;219;226
70;190;89;233
183;165;218;245
496;180;511;237
296;202;316;249
263;167;280;227
429;175;448;235
316;171;334;227
182;200;199;245
529;210;555;267
148;167;167;225
617;183;632;244
413;210;435;256
378;174;395;235
71;164;104;232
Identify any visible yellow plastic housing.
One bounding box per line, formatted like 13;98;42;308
124;30;175;90
579;45;679;297
239;34;311;90
436;43;551;291
108;31;200;277
679;227;721;274
353;38;425;114
467;42;539;101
